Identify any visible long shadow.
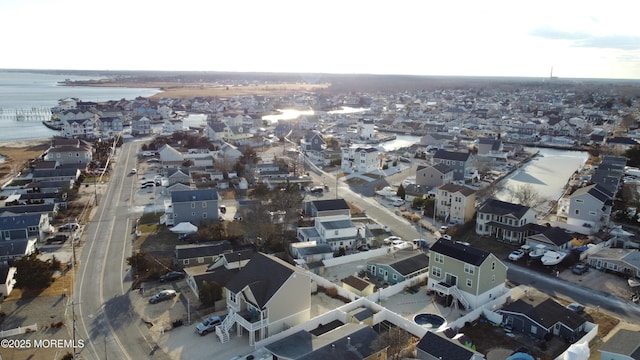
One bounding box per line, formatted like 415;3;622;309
507;172;547;185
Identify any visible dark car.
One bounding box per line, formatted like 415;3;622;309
572;263;588;275
148;289;177;304
159;271;185;283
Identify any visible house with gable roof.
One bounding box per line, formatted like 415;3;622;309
498;294;587;341
587;248;640;278
416;331;485;360
428;238;508;310
341;145;379;173
525;225;574;252
433;149;475;181
476;199;538;243
416;163;454;187
435;183;477;224
95;116;123;137
131;115;152;136
43;138;92;167
366;252;430;285
157;144;184;168
598;329;640;360
564;183;613;233
216;252;311;345
0;212;47;261
297;199;360;251
164;188;219;226
61;118;94;138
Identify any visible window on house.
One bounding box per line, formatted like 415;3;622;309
492;275;496;283
479;213;483;220
335;230;339;235
434;253;444;263
191;203;196;209
393;274;397;280
492;261;496;270
431;267;441;277
575;209;580;215
202;202;207;208
198;257;204;263
575;199;583;203
531;326;537;334
464;263;475;275
191;212;195;216
589;211;596;216
466;279;472;287
229;292;236;302
202;213;207;218
183;259;189;265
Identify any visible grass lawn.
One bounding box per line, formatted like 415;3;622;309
345;177;369;186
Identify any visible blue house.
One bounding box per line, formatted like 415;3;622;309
499;295;586;342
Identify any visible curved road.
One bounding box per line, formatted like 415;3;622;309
74;139;169;360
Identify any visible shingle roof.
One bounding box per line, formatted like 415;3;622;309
500;296;585;330
175;241;232;260
0;213;42;231
430;239;490;266
478;198;532;219
438;183;476;196
599;329;640;357
416;331;475;360
432;162;454;173
311;199;350;212
225;253;298;308
171;189;219;203
389;253;430;276
433;149;471;162
341;275;373;291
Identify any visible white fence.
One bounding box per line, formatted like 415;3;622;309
446;286;522;330
322;247;389;267
0;323;38;338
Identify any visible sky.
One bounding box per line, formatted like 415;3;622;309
2;0;640;79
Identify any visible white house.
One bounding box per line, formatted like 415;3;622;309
341;145;379;173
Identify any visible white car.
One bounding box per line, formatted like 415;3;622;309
508;249;525;261
130;168;137;174
393;241;413;250
384;236;402;245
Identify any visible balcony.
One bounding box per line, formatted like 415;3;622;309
433;281;455;295
236;309;269;331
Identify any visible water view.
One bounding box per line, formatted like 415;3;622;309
498;147;589;206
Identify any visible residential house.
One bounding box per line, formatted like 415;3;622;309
297;199;358;251
341;275;375;297
183;250;254;302
264;323;388;360
61;118;94;138
499;295;586;342
605;136;638;153
165;188;219;226
598;329;640;360
366;252;430;285
0;213;46;261
525;225;574;252
289;241;334;264
166;168;190;186
477;138;507;160
476;199;538;243
205;120;228;142
416;163;454;187
300;131;326;164
0;263;17;298
435;183;477;224
131;115;152;136
356;118;375;139
427;238;508;309
158;144;185;168
43;139;92;167
433;149;475;181
30;167;81;183
419;133;450;148
217;252;311;345
416;331;485;360
564;183;613;233
162;119;184;134
175;241;232;267
341;146;379;173
587;248;640;278
95;116;123;137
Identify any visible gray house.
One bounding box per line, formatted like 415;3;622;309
175;240;232;266
432;149;474;181
304;199;351;218
300;131;326;153
416;163;454;187
499;295;586;342
598;329;640;360
565;183;613;233
416;331;485;360
167;188;219;226
366;252;429;285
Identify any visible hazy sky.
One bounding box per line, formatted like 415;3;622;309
3;0;640;79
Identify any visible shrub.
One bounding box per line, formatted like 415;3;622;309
410;214;421;222
325;287;338;298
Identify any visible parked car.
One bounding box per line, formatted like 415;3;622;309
148;289;177;304
46;233;69;244
159;271;185;283
195;314;226;335
357;244;370;251
566;303;585;314
572;263;588;275
310;186;324;194
393;241;413;250
58;222;79;231
383;236;402;245
439;225;449;233
130;168;137;174
392;198;405;207
508;249;525;261
233;214;243;221
219;205;227;214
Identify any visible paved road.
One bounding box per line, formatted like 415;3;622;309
303;154;640;324
74;139;170;360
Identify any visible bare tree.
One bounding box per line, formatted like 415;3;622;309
371;326;415;359
476;181;506;204
509;183;545;209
